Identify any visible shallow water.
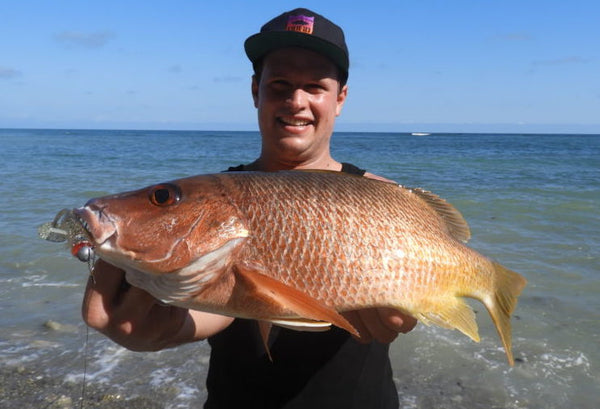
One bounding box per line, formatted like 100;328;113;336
1;129;598;408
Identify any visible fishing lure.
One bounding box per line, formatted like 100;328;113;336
38;209;95;266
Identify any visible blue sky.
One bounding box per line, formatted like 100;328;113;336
2;1;599;133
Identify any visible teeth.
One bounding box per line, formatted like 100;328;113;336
75;214;90;232
281;118;311;126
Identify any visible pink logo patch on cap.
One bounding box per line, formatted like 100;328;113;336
286;15;314;34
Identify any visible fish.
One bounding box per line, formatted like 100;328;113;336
56;170;526;365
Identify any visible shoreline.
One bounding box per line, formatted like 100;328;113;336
0;364;185;409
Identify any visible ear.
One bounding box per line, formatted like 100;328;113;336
335;84;348;116
251;75;259;108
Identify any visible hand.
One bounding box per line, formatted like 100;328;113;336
343;307;417;344
81;259;198;351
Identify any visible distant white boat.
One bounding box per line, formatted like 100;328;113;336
411;132;430;136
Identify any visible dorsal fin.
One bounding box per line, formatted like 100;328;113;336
407;187;471;243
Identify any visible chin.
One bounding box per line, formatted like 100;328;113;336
275;137;312;154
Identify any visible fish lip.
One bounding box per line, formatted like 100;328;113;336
73;206;117;245
73;213;92;237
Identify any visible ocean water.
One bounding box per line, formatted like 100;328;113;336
1;128;598;408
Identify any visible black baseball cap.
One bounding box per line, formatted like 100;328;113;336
244;8;349;82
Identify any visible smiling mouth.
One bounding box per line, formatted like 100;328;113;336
278;117;312;127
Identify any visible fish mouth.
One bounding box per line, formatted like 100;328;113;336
73;206;117;246
39;208;94;244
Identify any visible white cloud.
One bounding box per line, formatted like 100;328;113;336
0;66;22;79
55;31;115;48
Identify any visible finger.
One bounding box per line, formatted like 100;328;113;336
342;310;372;344
87;259;127;306
378;308;418;334
82;259;127;328
114;298;189;351
112;285;161;330
359;308;398;344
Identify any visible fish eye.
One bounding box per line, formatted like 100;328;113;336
149;183;181;206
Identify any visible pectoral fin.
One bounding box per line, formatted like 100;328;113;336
233;264;358;337
257;321;273;361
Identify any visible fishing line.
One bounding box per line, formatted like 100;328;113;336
80;325;90;409
38;209;98;407
80;256;97;409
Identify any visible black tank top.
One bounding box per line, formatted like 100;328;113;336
225;163;366;175
205;163;398;409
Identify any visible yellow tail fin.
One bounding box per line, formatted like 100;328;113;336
412;261;526;366
483;262;527;366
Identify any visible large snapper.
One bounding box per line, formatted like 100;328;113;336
55;171;525;364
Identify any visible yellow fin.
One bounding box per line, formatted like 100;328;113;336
482;262;528;366
415;262;526;366
409;188;471;243
414;296;480;343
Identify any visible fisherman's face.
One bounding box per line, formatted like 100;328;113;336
252;47;348;164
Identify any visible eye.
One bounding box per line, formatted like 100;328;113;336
306;83;326;93
149;183;181;206
269;79;291;92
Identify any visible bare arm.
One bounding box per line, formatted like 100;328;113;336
82;259;233;351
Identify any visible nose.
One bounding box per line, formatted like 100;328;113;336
286;88;307;111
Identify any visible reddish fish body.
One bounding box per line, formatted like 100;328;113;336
74;171;526;364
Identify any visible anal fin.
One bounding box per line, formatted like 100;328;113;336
413;296;480;343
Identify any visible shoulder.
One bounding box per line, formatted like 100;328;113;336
340;162;395;183
363;172;396;183
226;164;246;172
340;162;366;176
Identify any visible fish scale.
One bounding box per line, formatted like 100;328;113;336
64;170;525;365
234;173;442;307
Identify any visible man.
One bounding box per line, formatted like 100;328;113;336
82;8;417;408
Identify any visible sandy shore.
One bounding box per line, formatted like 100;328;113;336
0;365;173;409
